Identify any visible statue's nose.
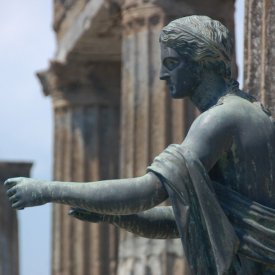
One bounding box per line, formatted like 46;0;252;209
160;66;169;80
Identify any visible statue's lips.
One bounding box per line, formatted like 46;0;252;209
166;80;174;92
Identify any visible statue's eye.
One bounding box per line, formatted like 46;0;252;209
163;58;180;71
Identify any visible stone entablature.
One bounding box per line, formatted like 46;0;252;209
37;61;120;108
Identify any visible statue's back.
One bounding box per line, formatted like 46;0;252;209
211;95;275;208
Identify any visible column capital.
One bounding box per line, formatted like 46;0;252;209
120;0;217;36
121;2;165;35
37;61;120;109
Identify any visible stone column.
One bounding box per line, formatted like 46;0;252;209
118;0;236;274
38;61;121;275
0;162;32;275
118;3;192;274
244;0;275;115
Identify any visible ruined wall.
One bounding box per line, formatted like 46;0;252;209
0;162;32;275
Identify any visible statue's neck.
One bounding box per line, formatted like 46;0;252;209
190;72;228;112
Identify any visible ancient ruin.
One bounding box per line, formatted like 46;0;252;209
3;0;274;275
0;162;32;275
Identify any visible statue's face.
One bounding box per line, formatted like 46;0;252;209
160;43;201;98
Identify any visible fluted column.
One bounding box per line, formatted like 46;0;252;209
38;61;121;275
118;0;236;274
0;162;32;275
244;0;275;115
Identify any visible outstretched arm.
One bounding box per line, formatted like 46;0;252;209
4;103;235;215
4;172;168;215
69;206;179;239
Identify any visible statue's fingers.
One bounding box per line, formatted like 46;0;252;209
68;209;104;223
68;208;91;220
68;208;76;215
69;207;90;214
4;177;21;188
69;207;79;213
68;208;91;218
9;194;19;204
6;187;16;197
12;201;24;210
68;208;84;218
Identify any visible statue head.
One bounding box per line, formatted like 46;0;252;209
159;15;234;81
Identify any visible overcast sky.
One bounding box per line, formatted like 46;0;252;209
0;1;244;275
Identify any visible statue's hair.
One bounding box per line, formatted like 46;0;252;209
159;16;234;80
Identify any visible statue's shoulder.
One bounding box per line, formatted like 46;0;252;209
201;95;243;120
197;94;260;129
212;92;252;109
206;93;274;131
214;90;272;117
191;100;237;133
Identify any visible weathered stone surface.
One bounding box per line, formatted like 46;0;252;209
244;0;275;114
0;162;32;275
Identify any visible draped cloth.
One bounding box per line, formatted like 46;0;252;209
147;144;275;275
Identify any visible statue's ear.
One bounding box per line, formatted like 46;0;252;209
216;61;228;78
201;60;229;79
225;65;232;79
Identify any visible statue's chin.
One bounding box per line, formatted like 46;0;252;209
169;88;186;99
169;87;178;98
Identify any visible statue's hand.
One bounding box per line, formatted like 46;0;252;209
68;207;105;223
4;177;49;210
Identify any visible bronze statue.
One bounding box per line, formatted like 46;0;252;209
3;16;275;274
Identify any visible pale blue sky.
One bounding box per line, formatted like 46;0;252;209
0;1;244;275
0;2;54;275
